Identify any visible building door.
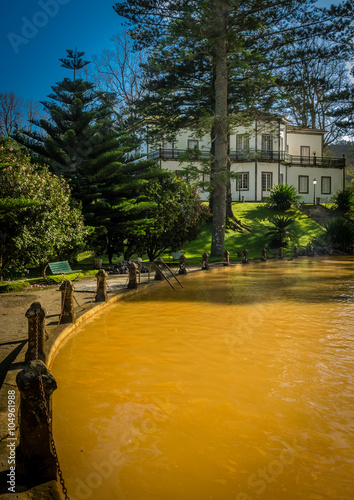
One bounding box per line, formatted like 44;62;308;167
262;134;273;160
300;146;310;164
262;172;273;199
163;139;175;158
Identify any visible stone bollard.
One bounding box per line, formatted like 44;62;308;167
95;269;108;301
307;245;314;257
59;279;76;324
202;253;209;270
154;258;164;280
179;254;187;275
128;262;139;289
223;250;230;266
278;247;284;259
25;302;47;364
293;246;298;258
16;360;58;484
261;247;267;262
242;249;248;264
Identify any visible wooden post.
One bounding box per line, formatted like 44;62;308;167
202;253;209;270
16;360;57;484
261;248;267;262
59;279;76;324
179;255;187;275
242;249;248;264
223;250;230;266
95;269;108;301
128;262;139;289
25;302;47;364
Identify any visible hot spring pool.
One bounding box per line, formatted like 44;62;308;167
52;257;354;500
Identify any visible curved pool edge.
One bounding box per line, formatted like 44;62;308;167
0;268;200;499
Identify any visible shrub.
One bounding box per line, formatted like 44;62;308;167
267;184;301;211
0;140;87;280
324;217;354;251
266;215;296;248
331;188;353;212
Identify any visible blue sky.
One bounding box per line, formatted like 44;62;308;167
0;0;124;102
0;0;341;105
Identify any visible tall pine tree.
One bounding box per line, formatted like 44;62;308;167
14;51;169;262
114;0;354;256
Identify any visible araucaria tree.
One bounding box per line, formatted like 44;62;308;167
13;50;176;262
114;0;354;256
0;140;86;280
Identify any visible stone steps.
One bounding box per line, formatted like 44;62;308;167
300;204;337;227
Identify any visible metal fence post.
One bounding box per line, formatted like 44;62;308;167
261;248;267;262
59;279;76;324
154;258;164;280
179;255;187;275
16;360;58;484
202;253;209;270
95;269;108;301
128;262;139;289
25;302;47;364
223;250;230;266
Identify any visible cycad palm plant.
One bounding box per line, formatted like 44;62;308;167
266;215;296;248
267;184;301;211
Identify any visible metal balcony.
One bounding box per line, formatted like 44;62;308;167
147;149;345;168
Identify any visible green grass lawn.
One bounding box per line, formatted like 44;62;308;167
1;202;325;291
179;202;325;262
73;203;325;265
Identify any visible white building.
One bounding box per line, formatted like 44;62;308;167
147;117;345;203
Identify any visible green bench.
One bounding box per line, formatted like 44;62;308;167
170;252;184;261
44;260;82;280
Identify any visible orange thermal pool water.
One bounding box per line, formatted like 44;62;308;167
52;257;354;500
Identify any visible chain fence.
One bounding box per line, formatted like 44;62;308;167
33;284;70;500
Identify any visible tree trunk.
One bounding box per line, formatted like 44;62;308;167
226;134;233;218
210;0;228;257
209;123;216;215
107;240;114;265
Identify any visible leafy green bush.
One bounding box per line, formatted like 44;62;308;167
0;139;87;280
267;184;301;211
331;188;354;212
266;215;296;248
324;217;354;251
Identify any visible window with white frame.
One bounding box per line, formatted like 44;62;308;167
321;176;331;194
300;146;310;157
298;175;309;194
188;139;198;149
236;172;249;190
262;172;272;191
236;134;250;151
163;139;175;150
262;134;273;151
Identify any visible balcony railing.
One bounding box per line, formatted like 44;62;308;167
147;148;345;168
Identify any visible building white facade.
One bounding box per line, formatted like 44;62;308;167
147;117;345;203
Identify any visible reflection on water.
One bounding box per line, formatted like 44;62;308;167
52;257;354;500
